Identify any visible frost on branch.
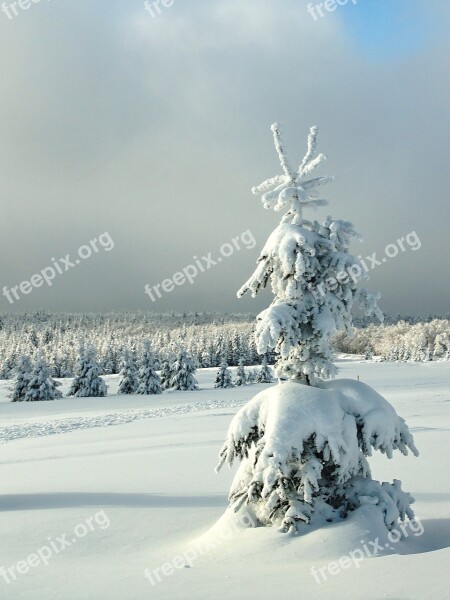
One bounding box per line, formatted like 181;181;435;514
216;381;418;533
251;124;332;221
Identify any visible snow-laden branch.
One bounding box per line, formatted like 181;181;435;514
217;381;418;531
299;125;319;175
236;218;381;380
252;124;333;221
271;123;296;181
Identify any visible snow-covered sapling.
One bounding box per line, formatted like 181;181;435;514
246;368;257;384
234;358;247;386
364;345;373;361
256;355;273;383
118;349;138;394
215;357;234;389
160;350;175;390
136;340;162;395
217;123;419;534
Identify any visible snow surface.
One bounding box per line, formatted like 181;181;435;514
0;360;449;600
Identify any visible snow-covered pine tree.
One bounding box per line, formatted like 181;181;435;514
214;357;234;389
201;349;212;368
434;333;448;358
136;340;162;395
59;353;73;378
216;123;418;534
403;347;411;362
246;368;257;384
0;353;16;379
256;355;273;383
168;349;199;391
118;349;138;394
230;330;241;366
9;355;33;402
414;341;426;362
28;330;39;348
214;333;225;367
25;354;62;402
160;349;175;390
391;346;400;362
102;350;115;375
364;345;373;361
237;123;383;383
67;345;107;397
42;328;53;345
233;358;247;386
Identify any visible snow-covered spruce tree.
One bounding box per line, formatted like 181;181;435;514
234;358;247;386
25;354;62;402
216;124;418;534
168;349;199;391
67;345;107;397
136;340;162;395
0;354;16;379
215;357;234;389
364;345;373;361
160;349;175;390
388;346;399;362
118;349;138;394
201;349;212;368
256;355;273;383
246;368;257;384
434;333;448;358
9;355;33;402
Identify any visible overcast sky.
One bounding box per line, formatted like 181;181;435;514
0;0;449;316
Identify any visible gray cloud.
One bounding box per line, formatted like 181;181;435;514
0;0;448;315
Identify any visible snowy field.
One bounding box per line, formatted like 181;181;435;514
0;358;449;600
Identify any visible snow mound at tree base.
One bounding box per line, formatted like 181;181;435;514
206;503;425;566
217;379;418;533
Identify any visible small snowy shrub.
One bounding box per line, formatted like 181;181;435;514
215;357;234;389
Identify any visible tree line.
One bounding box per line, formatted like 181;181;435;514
0;312;448;382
